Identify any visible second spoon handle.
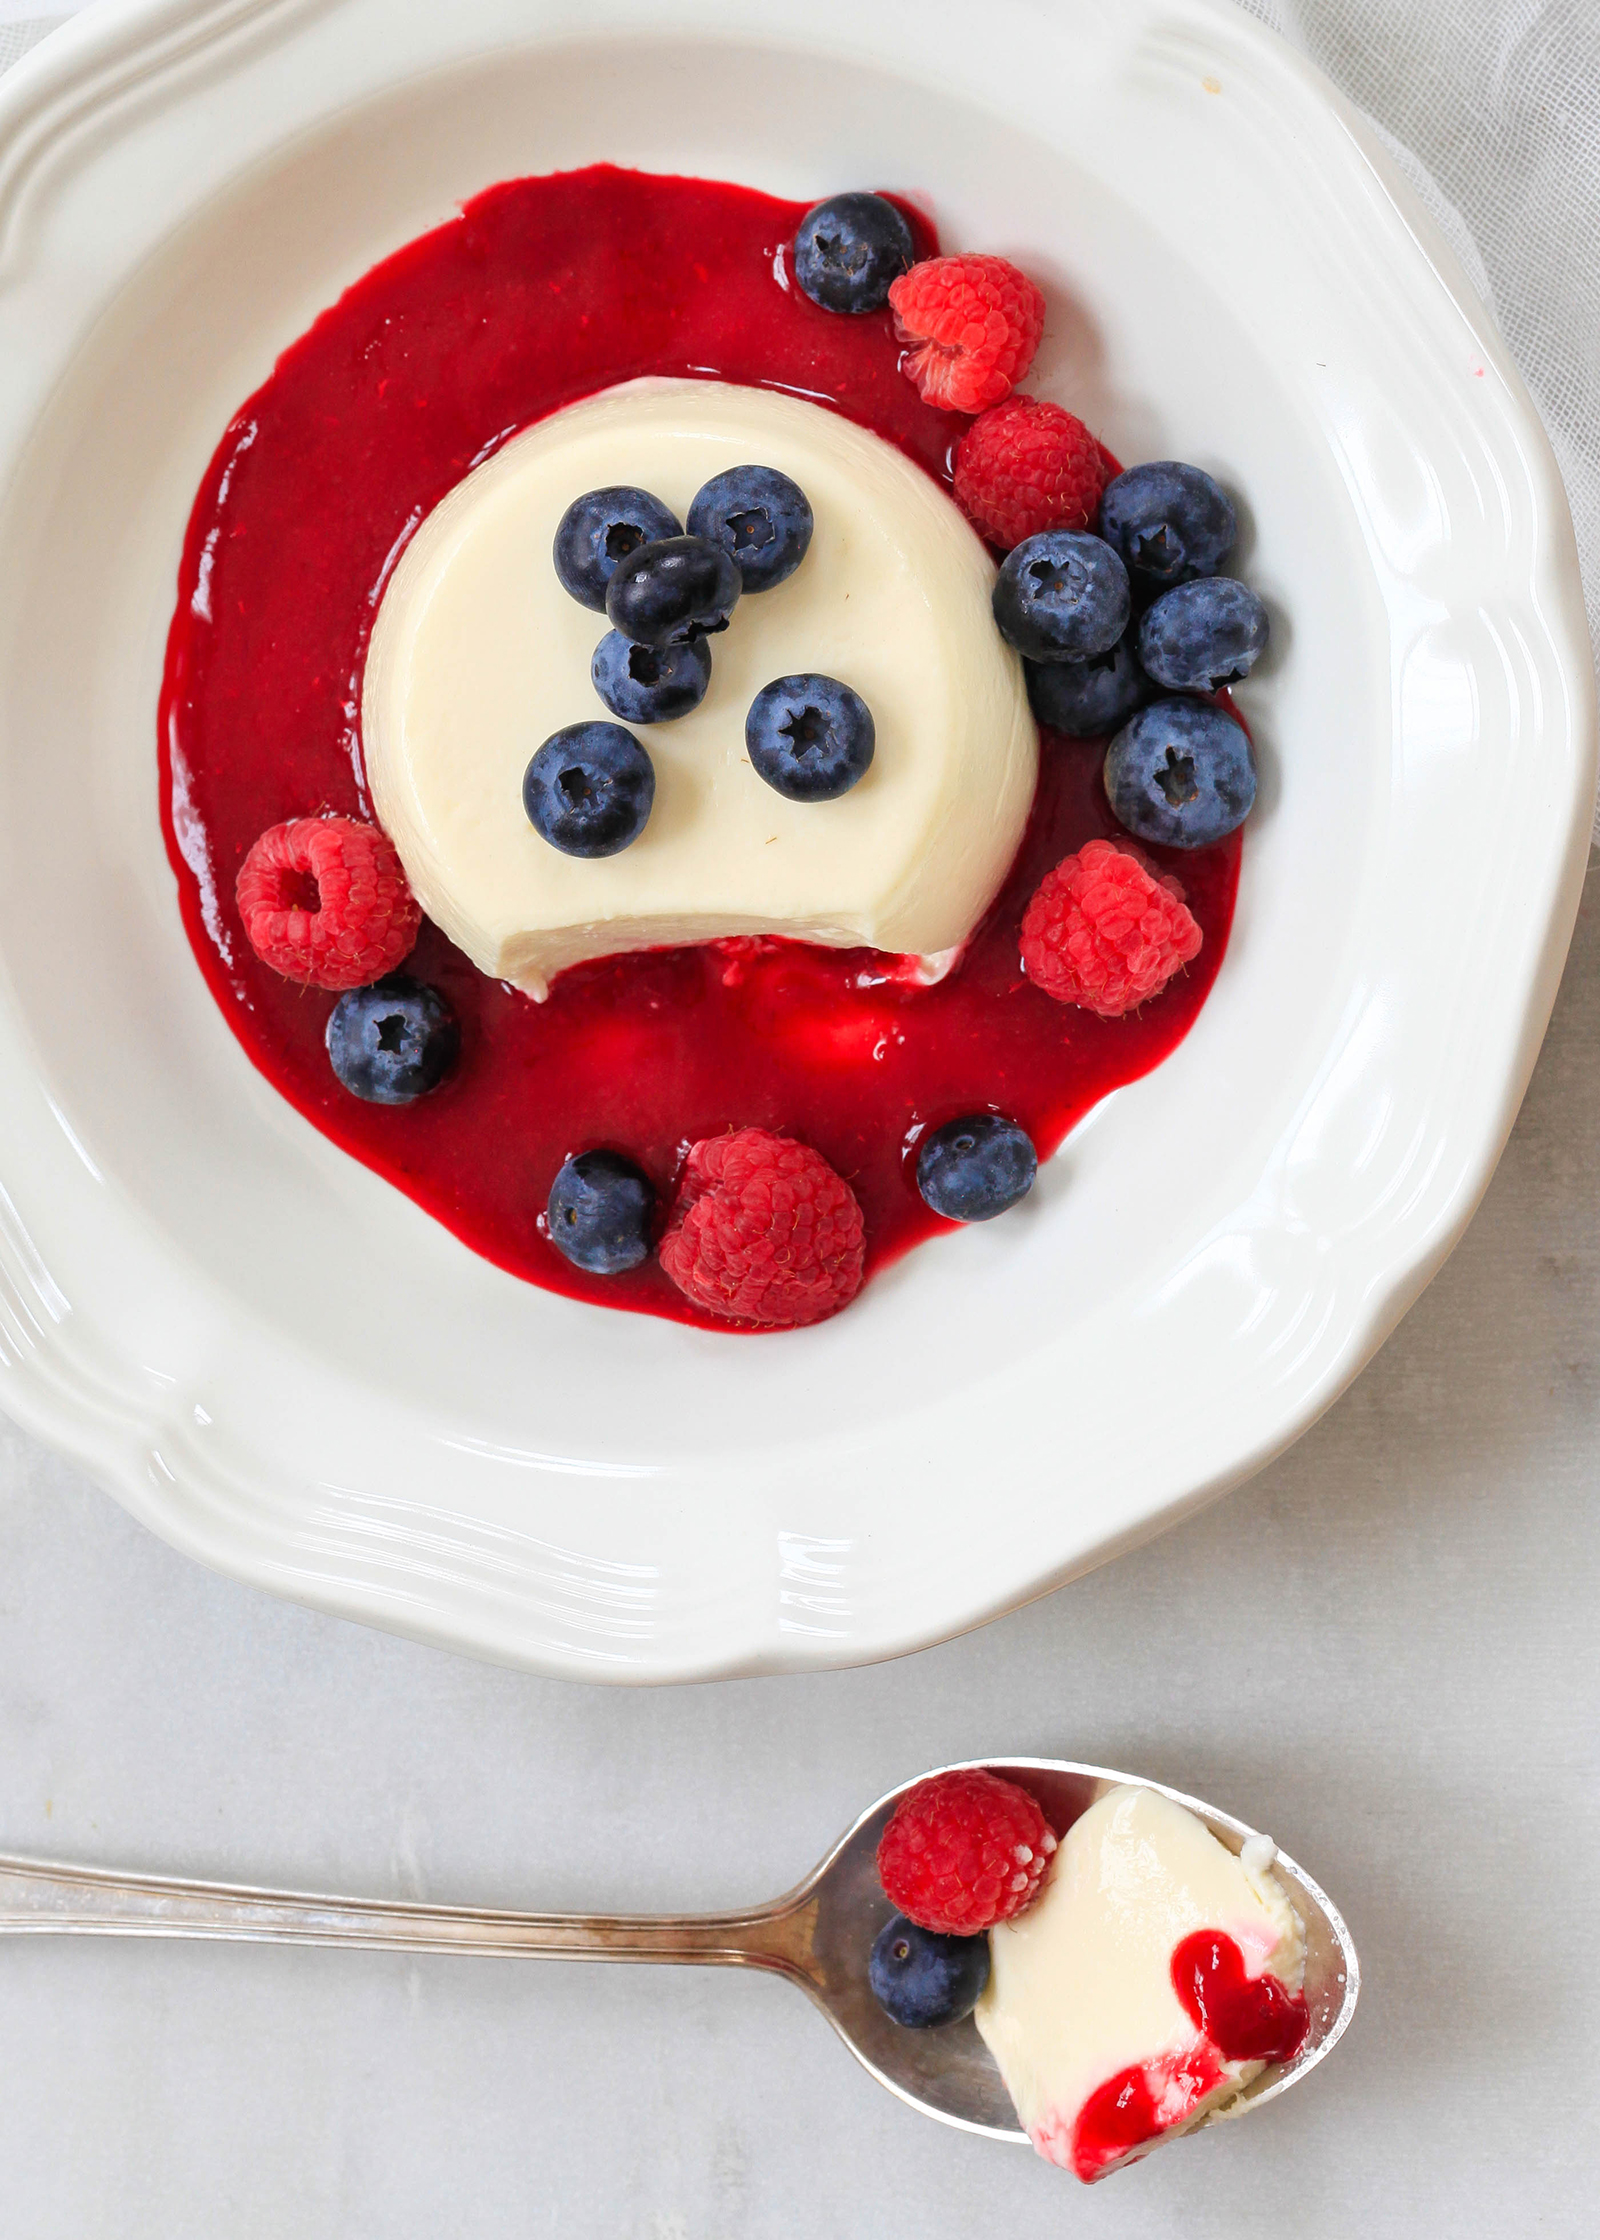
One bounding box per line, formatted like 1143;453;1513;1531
0;1853;817;1973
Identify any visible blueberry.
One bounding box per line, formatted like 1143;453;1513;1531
524;723;655;857
1136;576;1269;692
591;631;712;725
546;1148;655;1274
1104;697;1256;849
993;531;1130;665
745;674;875;802
325;975;459;1105
553;486;682;612
869;1914;990;2029
1098;461;1236;587
605;535;742;649
1024;631;1151;738
792;192;915;314
916;1114;1038;1222
687;466;814;593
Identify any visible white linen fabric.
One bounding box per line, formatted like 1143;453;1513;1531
5;2;1598;826
0;17;65;66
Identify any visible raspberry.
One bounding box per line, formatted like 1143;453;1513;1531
1021;838;1202;1018
888;254;1045;415
953;397;1111;549
236;816;420;991
877;1769;1057;1935
658;1129;865;1328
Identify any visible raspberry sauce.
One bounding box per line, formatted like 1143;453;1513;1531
1065;1933;1308;2181
1068;2046;1227;2182
159;165;1240;1329
1171;1931;1311;2064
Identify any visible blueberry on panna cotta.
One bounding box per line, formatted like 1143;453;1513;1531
1137;576;1270;693
686;466;814;593
553;486;682;612
591;631;712;725
605;535;742;649
1104;697;1256;849
1025;631;1151;739
916;1114;1038;1223
993;530;1130;665
524;722;655;857
745;675;875;802
869;1914;990;2029
1098;461;1236;589
791;191;915;314
326;976;460;1105
546;1149;655;1275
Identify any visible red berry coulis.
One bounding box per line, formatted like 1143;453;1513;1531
158;164;1240;1329
1070;2045;1228;2182
1172;1930;1311;2064
1068;1933;1308;2180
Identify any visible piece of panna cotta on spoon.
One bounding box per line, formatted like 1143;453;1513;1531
872;1771;1311;2182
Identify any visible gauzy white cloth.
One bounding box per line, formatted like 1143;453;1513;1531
5;2;1599;825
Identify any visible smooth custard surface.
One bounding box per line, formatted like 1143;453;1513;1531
364;378;1037;997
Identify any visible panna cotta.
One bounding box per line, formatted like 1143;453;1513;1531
976;1785;1308;2181
363;377;1037;998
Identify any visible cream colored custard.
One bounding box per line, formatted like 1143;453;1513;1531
976;1786;1305;2179
362;378;1036;997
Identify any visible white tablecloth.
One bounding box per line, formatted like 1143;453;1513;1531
2;8;1596;2235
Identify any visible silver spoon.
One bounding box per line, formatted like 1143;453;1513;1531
0;1758;1357;2148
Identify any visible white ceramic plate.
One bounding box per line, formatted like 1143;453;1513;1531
0;0;1591;1681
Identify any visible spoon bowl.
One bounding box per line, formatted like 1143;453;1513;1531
0;1757;1357;2152
793;1758;1359;2142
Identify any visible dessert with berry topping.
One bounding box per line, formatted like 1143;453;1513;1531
976;1786;1308;2182
363;377;1035;998
864;1771;1309;2183
159;164;1268;1331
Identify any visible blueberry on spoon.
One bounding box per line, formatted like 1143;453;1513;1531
869;1914;990;2028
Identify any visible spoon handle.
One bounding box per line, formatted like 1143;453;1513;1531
0;1852;814;1973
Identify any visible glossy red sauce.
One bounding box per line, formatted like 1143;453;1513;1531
1172;1930;1311;2064
159;165;1240;1328
1065;1932;1308;2181
1069;2045;1226;2182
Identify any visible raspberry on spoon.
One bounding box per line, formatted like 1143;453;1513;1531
877;1768;1057;1935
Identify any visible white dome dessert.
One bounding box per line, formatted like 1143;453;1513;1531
362;377;1036;998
